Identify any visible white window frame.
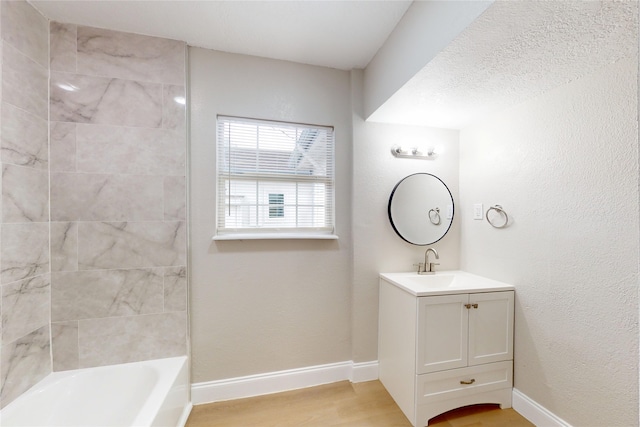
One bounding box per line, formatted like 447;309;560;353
213;115;338;241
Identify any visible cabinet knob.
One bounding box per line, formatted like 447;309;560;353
464;304;472;309
460;379;476;385
472;303;478;309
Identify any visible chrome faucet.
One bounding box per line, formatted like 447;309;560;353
415;248;439;275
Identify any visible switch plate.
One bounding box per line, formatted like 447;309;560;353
473;203;484;220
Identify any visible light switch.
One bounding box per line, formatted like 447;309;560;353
473;203;483;220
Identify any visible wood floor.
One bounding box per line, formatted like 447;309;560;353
186;381;534;427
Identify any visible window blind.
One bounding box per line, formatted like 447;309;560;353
216;116;335;236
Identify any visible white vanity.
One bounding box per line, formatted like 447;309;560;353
378;271;515;426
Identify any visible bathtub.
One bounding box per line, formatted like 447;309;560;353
0;356;191;427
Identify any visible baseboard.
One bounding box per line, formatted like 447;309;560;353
191;360;379;405
350;360;379;383
512;388;572;427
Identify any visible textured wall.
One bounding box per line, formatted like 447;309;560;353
363;0;490;120
48;24;188;370
460;57;638;426
369;1;638;129
0;0;51;409
351;70;461;363
189;48;352;383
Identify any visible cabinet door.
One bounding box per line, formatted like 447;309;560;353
468;291;514;366
417;294;469;374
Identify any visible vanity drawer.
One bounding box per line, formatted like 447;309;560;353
416;361;512;404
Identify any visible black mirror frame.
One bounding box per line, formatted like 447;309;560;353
387;173;454;246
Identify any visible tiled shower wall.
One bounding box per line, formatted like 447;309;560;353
0;0;51;409
49;24;187;369
0;1;188;409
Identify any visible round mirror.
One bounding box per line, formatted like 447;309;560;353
388;173;454;245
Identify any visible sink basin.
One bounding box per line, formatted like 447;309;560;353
379;270;514;296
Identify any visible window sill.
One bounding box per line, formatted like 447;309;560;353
212;233;339;241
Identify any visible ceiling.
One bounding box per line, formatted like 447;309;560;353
31;0;638;130
30;0;412;71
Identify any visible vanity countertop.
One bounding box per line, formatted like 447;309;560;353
379;270;514;297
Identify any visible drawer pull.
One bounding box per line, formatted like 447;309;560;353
460;379;476;385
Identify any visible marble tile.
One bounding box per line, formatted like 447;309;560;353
1;223;49;284
163;85;186;131
52;321;79;372
78;221;186;270
1;274;50;343
51;222;78;272
52;268;164;322
76;124;185;176
0;325;50;409
77;26;185;85
50;122;77;172
1;102;48;169
1;0;49;68
0;40;3;102
164;176;186;221
2;164;49;223
51;173;163;222
164;266;186;312
78;311;186;368
3;42;48;120
50;22;77;73
0;157;4;228
50;72;163;128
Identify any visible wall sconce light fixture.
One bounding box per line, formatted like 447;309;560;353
390;145;438;160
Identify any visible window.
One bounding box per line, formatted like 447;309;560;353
268;193;284;218
215;116;335;239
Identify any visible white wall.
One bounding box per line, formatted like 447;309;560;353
459;57;638;426
363;0;491;120
351;70;460;362
189;48;352;382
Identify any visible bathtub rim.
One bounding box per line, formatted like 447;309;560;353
0;355;190;427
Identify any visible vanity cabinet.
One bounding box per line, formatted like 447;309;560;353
378;273;514;427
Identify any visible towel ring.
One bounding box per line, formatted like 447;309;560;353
486;205;508;228
428;207;441;225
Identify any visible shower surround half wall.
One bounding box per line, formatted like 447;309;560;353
48;24;188;370
1;8;188;409
0;0;51;409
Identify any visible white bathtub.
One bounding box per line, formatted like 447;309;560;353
0;356;191;427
